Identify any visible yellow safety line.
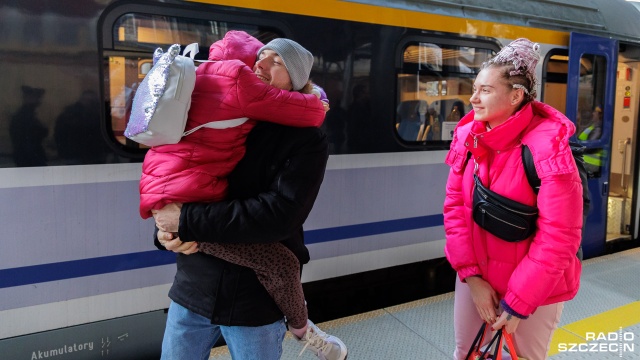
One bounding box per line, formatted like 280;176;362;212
548;301;640;356
186;0;568;45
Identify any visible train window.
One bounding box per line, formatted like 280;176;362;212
542;50;569;113
576;54;606;139
103;13;281;150
396;42;494;143
575;53;607;178
543;50;606;178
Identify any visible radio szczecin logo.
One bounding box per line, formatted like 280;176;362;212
558;329;636;357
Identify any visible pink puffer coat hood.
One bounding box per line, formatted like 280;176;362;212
208;30;262;66
443;101;582;317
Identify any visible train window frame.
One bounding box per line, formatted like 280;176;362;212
541;48;569;114
98;3;291;158
542;47;607;178
394;36;499;147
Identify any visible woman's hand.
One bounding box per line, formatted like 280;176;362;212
157;230;199;255
152;203;182;233
465;276;499;324
493;311;521;334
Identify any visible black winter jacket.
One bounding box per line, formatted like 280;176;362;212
161;122;329;326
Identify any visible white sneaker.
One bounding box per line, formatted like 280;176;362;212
297;320;347;360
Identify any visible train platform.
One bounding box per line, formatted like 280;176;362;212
209;248;640;359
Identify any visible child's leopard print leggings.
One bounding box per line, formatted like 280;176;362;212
197;242;308;329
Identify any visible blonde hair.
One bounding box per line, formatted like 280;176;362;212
298;81;313;94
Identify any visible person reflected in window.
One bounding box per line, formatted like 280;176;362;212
10;86;48;167
396;100;426;141
427;104;443;141
54;90;107;164
446;100;466;123
578;105;603;141
346;83;372;152
578;105;604;176
443;38;582;360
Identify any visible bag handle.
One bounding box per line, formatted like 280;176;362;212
182;43;199;60
465;322;488;360
502;330;518;359
480;329;503;360
183;42;218;64
479;327;519;360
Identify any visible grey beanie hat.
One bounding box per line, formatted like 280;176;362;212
258;38;314;91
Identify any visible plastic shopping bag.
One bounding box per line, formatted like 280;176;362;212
465;322;521;360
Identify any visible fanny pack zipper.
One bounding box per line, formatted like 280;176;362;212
476;185;538;216
480;208;527;230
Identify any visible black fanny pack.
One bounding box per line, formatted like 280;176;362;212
472;174;538;242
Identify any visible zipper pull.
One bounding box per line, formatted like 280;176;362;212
474;136;478;148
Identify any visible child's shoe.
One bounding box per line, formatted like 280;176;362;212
296;320;347;360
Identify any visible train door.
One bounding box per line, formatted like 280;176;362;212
613;43;640;246
565;33;620;258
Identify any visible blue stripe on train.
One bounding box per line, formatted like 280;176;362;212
304;214;443;244
0;251;177;289
0;215;443;288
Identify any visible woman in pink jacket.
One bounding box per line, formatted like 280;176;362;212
143;32;347;360
443;38;583;360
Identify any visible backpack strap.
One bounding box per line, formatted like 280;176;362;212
182;117;250;137
521;141;588;261
182;43;199;60
521;144;540;194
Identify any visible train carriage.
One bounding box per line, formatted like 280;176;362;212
1;0;640;358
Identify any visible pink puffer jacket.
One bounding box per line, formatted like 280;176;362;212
443;101;582;317
139;31;325;219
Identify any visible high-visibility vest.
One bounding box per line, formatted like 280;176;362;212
583;150;604;167
578;124;595;140
578;125;604;166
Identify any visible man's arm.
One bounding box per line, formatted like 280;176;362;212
178;127;328;244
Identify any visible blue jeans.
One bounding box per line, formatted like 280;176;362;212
161;301;286;360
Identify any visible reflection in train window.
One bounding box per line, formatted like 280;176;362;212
575;54;606;140
543;50;607;179
103;13;281;149
576;54;607;178
396;42;495;143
